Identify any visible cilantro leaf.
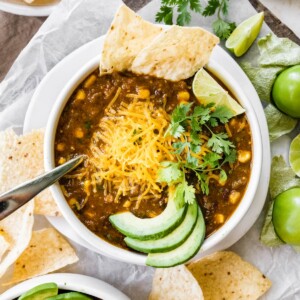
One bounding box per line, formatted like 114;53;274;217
177;2;191;26
221;0;229;15
156;0;202;26
157;162;183;184
183;181;196;204
155;6;173;25
166;122;185;138
190;130;201;145
219;169;227;183
202;152;222;168
202;0;220;16
209;117;218;127
191;118;201;131
212;19;234;40
223;149;237;164
189;0;202;12
172;103;193;123
210;106;234;124
172;141;188;154
156;0;234;40
186;152;199;169
190;142;201;154
196;172;209;195
207;132;234;155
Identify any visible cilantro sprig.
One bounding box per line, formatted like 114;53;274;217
158;103;237;206
156;0;202;26
155;0;236;40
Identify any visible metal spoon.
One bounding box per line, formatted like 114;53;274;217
0;155;84;221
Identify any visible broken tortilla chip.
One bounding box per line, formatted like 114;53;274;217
0;128;60;217
149;265;203;300
100;4;163;75
187;251;272;300
0;202;34;278
131;25;219;81
3;228;78;285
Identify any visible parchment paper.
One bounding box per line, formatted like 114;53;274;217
0;0;299;299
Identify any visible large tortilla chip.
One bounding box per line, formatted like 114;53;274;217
100;4;163;75
188;251;272;300
131;25;219;81
0;128;60;216
4;228;78;285
0;202;34;278
149;265;203;300
0;235;10;262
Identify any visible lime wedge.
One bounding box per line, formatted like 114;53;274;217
192;68;245;116
225;12;264;57
289;134;300;176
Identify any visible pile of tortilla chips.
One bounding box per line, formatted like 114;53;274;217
0;129;78;286
149;251;272;300
100;5;219;81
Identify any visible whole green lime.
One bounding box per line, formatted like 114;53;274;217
273;187;300;245
272;65;300;118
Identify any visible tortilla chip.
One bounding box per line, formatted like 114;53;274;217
4;228;78;285
0;128;60;216
0;202;34;278
100;4;163;75
132;25;219;81
0;235;10;262
187;251;272;300
149;265;204;300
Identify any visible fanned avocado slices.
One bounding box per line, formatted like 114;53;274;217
124;200;198;253
146;207;205;268
109;197;187;240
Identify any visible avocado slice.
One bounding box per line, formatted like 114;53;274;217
46;292;92;300
124;200;198;253
146;206;205;267
18;283;58;300
109;196;187;240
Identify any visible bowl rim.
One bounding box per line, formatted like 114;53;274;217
0;273;130;300
44;54;263;266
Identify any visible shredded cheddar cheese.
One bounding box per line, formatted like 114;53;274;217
87;97;175;207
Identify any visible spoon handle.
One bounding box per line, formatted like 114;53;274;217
0;155;84;221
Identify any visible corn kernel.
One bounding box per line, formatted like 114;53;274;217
230;118;237;126
177;90;190;103
83;180;91;195
138;88;150;99
76;89;86;100
84;75;97;88
58;157;66;165
74;127;84;139
238;150;251;163
69;198;81;210
148;211;157;218
123;200;131;208
214;213;225;224
229;190;241;204
56;143;65;152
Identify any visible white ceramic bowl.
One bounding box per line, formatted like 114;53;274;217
0;0;58;16
44;54;263;265
0;273;130;300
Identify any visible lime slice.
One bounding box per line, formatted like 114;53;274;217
289;134;300;176
192;68;245;115
225;12;264;57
